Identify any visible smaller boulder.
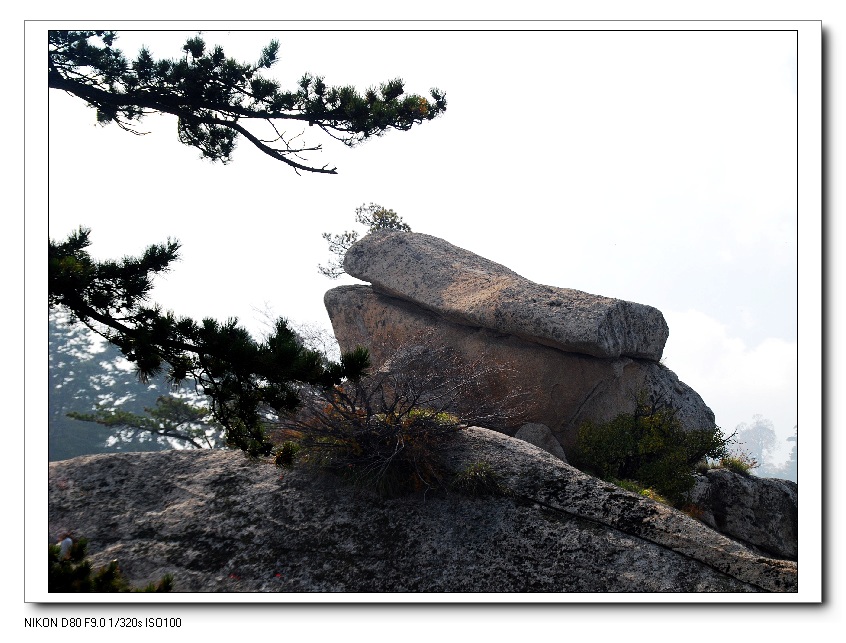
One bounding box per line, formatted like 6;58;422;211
686;469;798;560
514;423;568;463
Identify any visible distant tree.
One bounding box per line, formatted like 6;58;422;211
318;203;412;278
49;308;193;460
68;395;225;450
784;426;797;481
48;31;446;174
735;415;778;470
775;426;798;482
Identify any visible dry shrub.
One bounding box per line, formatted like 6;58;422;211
275;331;529;496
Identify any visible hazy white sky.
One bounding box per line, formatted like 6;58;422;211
47;27;800;459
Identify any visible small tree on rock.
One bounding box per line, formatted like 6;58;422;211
318;203;412;278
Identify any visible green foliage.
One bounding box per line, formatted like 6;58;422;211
719;452;759;475
452;460;506;497
354;203;412;233
573;393;731;505
608;477;671;504
49;537;173;593
692;443;763;477
49;227;370;458
48;31;446;174
319;203;412;278
68;395;225;450
274;440;302;467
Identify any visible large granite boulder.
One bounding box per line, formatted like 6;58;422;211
48;428;796;592
687;469;798;560
344;231;669;361
325;285;715;455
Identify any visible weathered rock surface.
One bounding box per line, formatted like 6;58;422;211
325;285;715;454
687;470;798;560
514;423;568;462
48;429;796;593
343;231;669;361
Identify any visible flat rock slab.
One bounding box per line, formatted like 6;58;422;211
344;231;669;360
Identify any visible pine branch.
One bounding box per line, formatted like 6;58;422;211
48;31;446;173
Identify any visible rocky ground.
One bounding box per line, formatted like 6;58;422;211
48;428;797;593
